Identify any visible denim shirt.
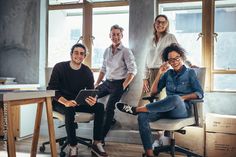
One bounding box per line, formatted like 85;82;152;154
158;65;204;99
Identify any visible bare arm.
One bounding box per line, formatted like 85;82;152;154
150;62;170;95
181;93;198;101
58;96;77;107
95;71;105;88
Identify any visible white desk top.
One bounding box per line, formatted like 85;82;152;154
0;90;55;101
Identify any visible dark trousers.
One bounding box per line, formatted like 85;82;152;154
96;79;125;139
53;101;104;146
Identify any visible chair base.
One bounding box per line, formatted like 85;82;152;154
39;136;92;157
153;139;202;157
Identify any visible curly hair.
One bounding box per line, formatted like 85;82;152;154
161;43;187;62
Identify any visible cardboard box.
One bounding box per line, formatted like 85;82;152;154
175;126;204;156
206;132;236;157
206;113;236;134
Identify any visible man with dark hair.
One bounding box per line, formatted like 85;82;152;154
47;43;108;157
95;24;137;144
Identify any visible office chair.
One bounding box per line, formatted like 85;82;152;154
40;68;95;156
39;111;94;157
142;67;206;157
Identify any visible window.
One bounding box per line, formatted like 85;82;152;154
92;6;129;69
159;2;202;66
213;0;236;91
48;9;83;67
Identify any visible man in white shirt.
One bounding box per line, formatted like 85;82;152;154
95;24;137;144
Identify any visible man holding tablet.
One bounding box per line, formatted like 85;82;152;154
47;43;108;157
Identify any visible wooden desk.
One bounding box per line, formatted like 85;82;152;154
0;90;57;157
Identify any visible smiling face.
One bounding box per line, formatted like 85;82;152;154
110;28;123;46
70;47;86;65
154;16;169;33
168;51;184;71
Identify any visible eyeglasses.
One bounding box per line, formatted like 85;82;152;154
155;20;167;25
168;56;181;64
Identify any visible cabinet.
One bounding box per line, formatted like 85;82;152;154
0;84;40;139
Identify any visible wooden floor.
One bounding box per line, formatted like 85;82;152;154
0;136;184;157
0;136;144;157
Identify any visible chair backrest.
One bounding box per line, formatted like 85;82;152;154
191;67;206;127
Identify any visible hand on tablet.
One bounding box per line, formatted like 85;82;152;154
85;96;97;106
65;100;77;107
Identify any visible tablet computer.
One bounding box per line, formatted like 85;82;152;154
75;89;99;105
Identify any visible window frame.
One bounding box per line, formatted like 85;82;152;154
47;0;128;72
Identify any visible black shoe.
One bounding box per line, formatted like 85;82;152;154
116;102;137;115
91;143;109;157
101;140;105;147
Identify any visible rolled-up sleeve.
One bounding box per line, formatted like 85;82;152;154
124;49;137;75
100;49;108;74
190;70;204;99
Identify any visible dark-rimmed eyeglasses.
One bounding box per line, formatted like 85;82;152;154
155;20;167;25
168;56;181;64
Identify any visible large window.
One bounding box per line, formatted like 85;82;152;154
159;2;202;66
92;6;129;69
48;9;83;67
213;0;236;91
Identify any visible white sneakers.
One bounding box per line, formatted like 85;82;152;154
68;145;79;157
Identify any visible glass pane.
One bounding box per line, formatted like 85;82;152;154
48;9;83;67
159;2;202;66
92;6;129;69
214;74;236;91
214;0;236;70
49;0;83;5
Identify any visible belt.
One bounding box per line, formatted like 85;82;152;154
106;78;125;82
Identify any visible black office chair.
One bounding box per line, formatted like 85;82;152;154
39;111;94;157
142;67;206;157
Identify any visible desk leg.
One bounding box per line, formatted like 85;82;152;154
7;103;16;157
31;102;43;157
45;97;57;157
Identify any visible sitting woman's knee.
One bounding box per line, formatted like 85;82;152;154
138;112;149;123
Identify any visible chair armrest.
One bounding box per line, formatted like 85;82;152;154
142;95;160;103
189;99;204;105
189;99;204;126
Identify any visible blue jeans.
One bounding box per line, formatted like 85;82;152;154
138;95;189;150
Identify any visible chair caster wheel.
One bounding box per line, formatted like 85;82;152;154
60;151;66;157
39;145;45;152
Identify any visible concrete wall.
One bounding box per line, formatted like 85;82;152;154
0;0;40;84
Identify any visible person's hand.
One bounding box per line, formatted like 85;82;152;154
122;82;129;91
85;96;97;106
94;83;99;89
143;79;150;93
159;62;170;75
64;100;77;107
